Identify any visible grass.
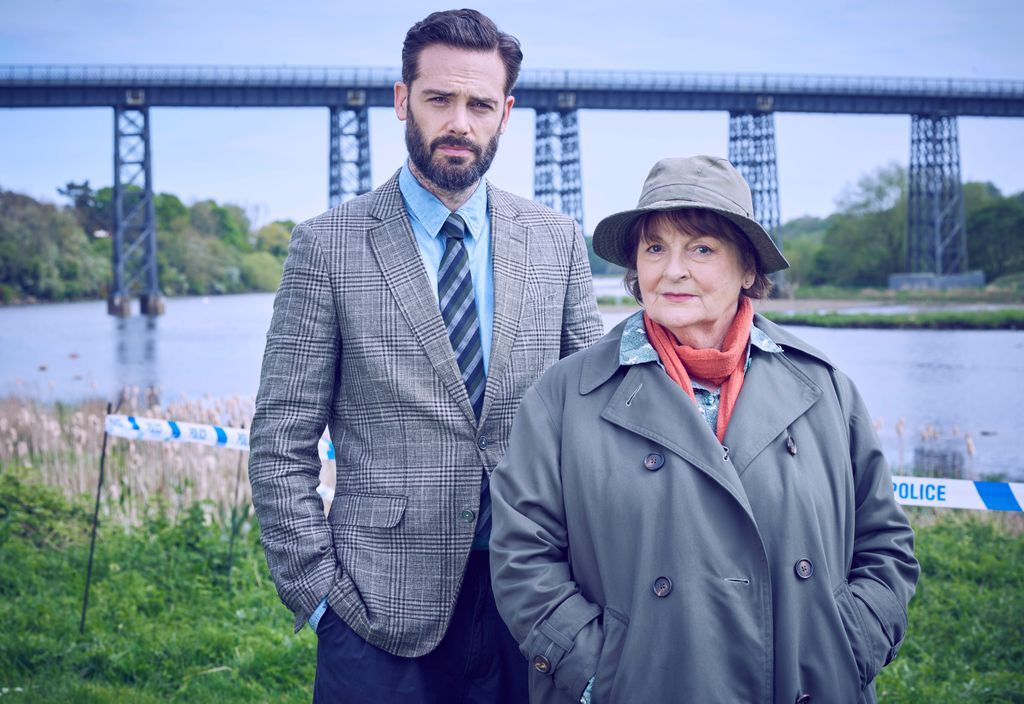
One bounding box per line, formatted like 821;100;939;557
763;308;1024;330
1;464;1021;702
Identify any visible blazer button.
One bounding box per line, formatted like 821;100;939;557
477;436;488;450
652;576;673;597
532;654;551;673
460;509;476;522
795;694;812;703
643;452;665;471
794;559;814;580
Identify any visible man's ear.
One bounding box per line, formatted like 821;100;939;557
394;82;409;121
498;95;515;135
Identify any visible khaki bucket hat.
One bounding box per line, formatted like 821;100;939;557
592;155;789;274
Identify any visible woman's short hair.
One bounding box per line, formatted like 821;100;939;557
622;209;773;303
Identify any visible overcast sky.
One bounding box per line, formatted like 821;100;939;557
1;0;1022;232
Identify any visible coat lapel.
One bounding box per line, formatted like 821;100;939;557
724;351;822;476
600;363;756;520
367;174;478;424
481;186;528;421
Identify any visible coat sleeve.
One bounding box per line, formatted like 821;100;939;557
839;371;920;686
249;222;340;631
490;377;604;700
559;220;603;358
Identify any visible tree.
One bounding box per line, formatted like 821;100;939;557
808;163;906;287
967;198;1024;280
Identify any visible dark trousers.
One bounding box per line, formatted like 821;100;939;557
313;551;529;704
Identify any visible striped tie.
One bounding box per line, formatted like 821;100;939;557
438;213;485;419
438;213;491;548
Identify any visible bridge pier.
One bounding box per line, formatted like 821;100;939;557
328;104;371;208
902;114;974;282
728;111;785;291
109;102;163;317
533;109;584;228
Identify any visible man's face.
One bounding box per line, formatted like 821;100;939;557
395;44;514;194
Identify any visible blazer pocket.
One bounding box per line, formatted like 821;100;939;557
330;492;407;528
591;606;630;703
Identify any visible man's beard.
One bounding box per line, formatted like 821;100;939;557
405;107;500;193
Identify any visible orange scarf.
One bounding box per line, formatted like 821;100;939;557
643;296;754;443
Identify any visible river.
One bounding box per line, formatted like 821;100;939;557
2;292;1022;480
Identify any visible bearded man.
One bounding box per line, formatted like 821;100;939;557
248;9;603;703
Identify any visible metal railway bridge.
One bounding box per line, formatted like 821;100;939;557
3;65;1023;315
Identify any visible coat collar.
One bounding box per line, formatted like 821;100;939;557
367;171;531;426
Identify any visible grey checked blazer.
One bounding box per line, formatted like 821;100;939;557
249;171;603;656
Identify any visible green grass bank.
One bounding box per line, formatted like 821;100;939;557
1;469;1021;702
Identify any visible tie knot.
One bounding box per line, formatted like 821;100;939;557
441;213;467;241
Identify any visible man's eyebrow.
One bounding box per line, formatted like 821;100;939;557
420;88;499;107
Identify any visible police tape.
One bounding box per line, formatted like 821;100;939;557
105;415;1021;512
104;414;335;461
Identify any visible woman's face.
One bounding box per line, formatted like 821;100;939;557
636;215;754;350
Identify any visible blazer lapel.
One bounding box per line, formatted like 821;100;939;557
367;174;477;424
480;186;527;421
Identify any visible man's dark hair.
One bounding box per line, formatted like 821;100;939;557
402;9;523;96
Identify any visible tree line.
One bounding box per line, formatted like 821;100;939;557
2;166;1023;305
0;182;292;304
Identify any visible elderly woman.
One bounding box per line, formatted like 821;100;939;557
489;156;918;704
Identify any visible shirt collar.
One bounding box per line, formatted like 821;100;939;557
617;309;783;367
398;161;489;241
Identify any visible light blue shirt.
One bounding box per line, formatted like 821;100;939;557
308;164;495;634
398;162;494;373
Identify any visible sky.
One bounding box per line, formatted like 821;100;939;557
1;0;1023;233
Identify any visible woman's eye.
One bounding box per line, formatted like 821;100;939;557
646;243;664;253
694;245;712;255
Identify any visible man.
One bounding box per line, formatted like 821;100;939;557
248;8;603;703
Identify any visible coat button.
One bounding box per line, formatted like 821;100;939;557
477;436;488;450
652;576;673;597
460;509;475;522
795;694;812;703
644;452;665;471
532;654;551;673
794;559;814;580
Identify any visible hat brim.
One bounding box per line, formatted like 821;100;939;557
592;202;790;275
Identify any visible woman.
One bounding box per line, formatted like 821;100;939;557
489;156;918;704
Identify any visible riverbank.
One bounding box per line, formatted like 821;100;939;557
597;298;1024;329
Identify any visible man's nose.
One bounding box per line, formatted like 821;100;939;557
446;103;470;134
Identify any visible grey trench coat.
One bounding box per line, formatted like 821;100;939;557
490;314;919;703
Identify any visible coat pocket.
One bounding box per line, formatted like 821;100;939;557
330;492;407;528
591;606;630;703
833;579;883;691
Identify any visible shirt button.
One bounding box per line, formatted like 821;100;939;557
532;654;551;673
477;436;488;450
794;559;814;580
795;694;812;703
703;395;714;406
644;452;665;471
652;576;673;597
460;509;476;522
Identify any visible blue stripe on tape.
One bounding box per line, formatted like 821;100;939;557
128;416;140;431
327;443;335;461
214;426;228;445
974;481;1022;512
168;421;181;439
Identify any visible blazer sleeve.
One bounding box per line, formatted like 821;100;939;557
840;371;920;686
490;377;604;701
559;220;603;358
249;222;340;630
